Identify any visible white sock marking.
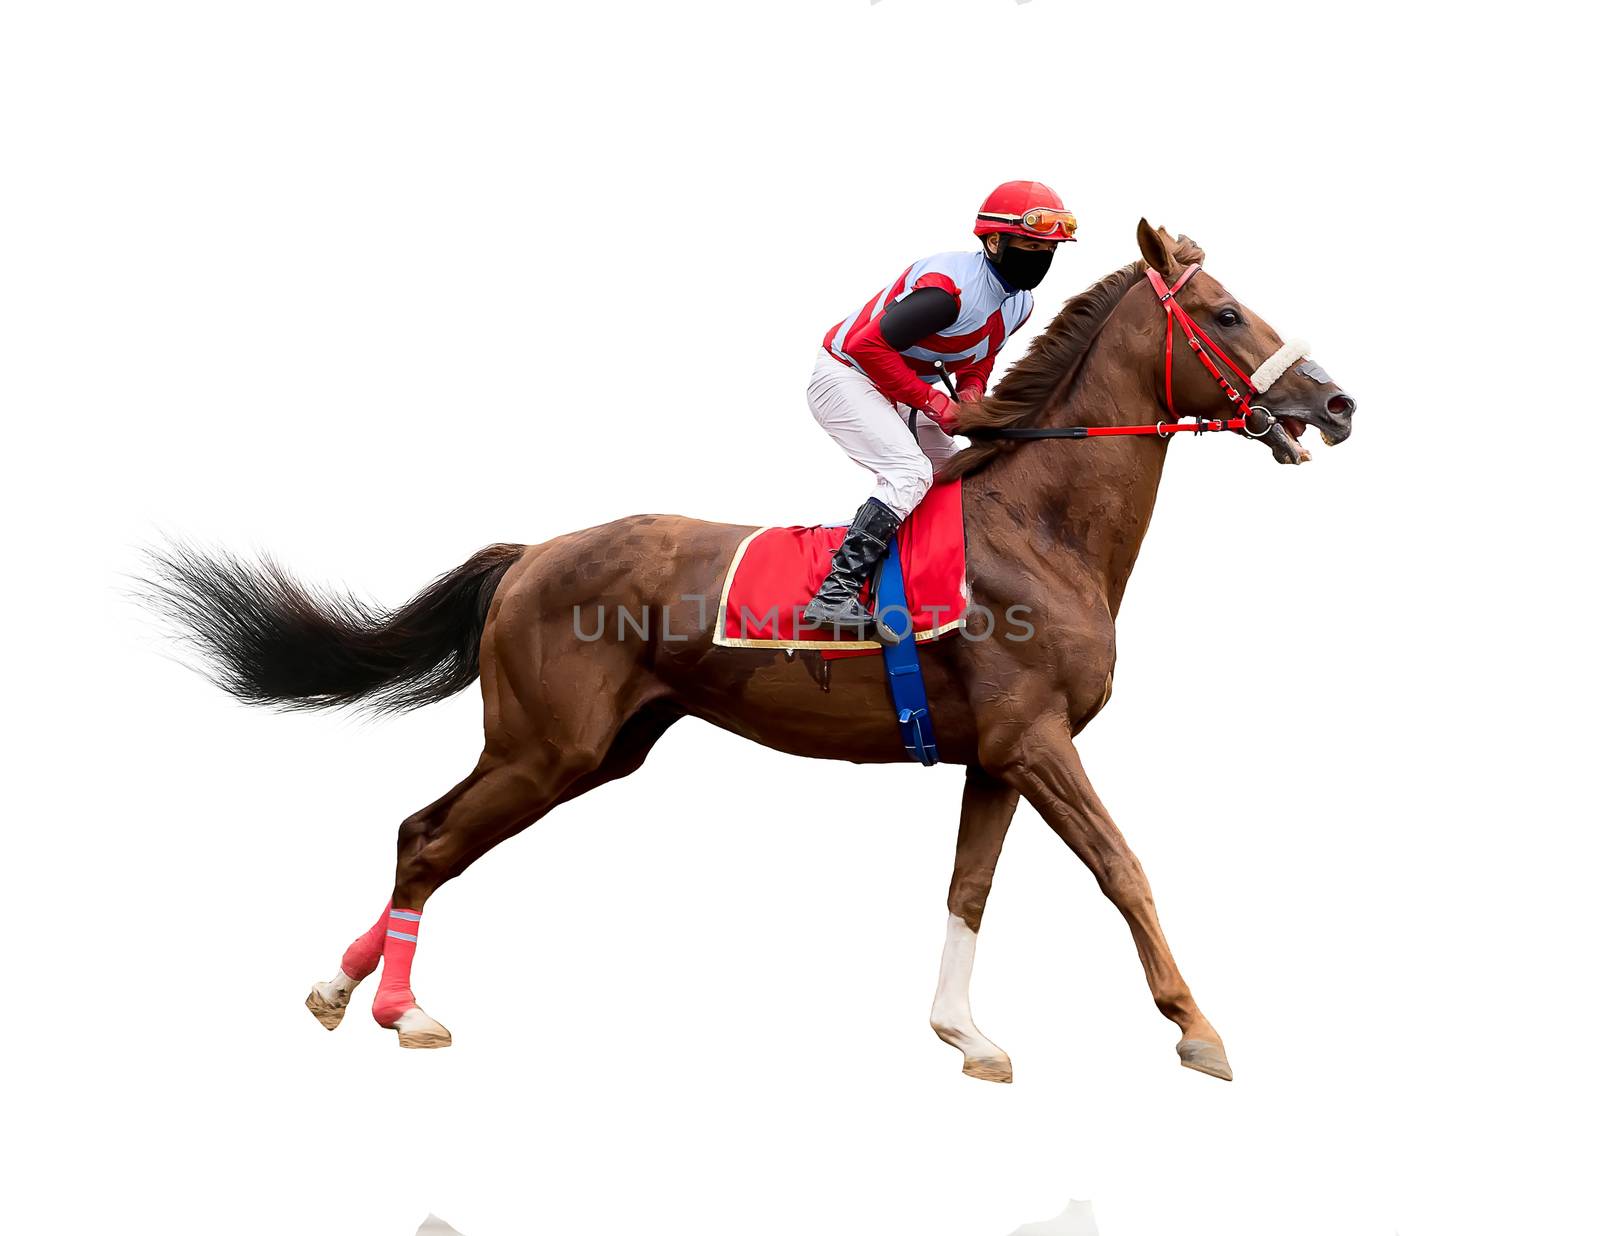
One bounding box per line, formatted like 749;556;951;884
930;914;1006;1061
312;968;359;1007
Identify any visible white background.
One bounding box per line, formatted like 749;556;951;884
3;1;1595;1233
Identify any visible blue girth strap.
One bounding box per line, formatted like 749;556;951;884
874;536;939;766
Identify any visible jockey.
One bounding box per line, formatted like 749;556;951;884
803;180;1076;633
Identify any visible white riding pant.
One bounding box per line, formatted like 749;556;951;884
807;348;961;519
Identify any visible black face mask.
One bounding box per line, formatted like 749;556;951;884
991;241;1054;291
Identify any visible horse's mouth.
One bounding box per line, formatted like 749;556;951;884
1262;405;1354;466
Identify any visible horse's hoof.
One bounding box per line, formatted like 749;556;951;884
1177;1038;1232;1081
962;1054;1014;1084
394;1007;453;1050
305;984;349;1031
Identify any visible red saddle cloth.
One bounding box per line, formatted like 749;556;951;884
713;479;967;657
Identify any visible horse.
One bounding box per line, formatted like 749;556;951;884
144;220;1356;1083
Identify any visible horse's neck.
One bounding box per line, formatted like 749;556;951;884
971;302;1170;617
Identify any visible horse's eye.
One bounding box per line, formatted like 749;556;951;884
1217;308;1243;327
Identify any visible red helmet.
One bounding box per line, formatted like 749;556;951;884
974;180;1077;242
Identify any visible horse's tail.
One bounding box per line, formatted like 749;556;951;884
140;541;525;714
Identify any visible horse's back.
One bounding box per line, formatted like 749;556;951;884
482;514;753;669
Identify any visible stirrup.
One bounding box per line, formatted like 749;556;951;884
802;599;873;634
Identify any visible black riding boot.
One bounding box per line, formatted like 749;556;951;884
802;497;903;636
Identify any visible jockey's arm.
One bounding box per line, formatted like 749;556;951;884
842;279;961;426
950;302;1028;403
880;286;960;351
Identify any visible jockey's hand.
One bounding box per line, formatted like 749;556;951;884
923;390;961;436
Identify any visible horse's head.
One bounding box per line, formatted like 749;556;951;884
1137;220;1356;466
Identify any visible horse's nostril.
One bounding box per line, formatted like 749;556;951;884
1327;393;1357;417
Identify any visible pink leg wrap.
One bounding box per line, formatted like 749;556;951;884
339;901;392;981
371;907;424;1027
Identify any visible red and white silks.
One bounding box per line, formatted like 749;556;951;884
823;250;1034;409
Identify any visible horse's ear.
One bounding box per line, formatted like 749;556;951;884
1137;217;1178;279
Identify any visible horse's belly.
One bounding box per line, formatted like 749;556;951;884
668;646;979;765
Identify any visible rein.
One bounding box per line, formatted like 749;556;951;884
954;263;1307;443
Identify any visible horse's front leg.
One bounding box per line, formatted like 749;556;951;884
932;766;1020;1083
992;713;1232;1081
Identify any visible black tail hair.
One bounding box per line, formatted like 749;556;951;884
139;541;524;714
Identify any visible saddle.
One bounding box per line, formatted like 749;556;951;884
712;479;966;765
712;479;967;655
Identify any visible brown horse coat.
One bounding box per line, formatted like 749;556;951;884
148;221;1356;1080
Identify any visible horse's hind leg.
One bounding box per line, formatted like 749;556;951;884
307;702;682;1027
305;701;681;1045
305;766;548;1045
366;757;567;1047
931;767;1019;1083
305;904;391;1030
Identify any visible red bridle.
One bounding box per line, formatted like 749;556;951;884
964;262;1281;442
1144;263;1265;434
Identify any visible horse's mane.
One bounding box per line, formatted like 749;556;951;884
943;234;1206;479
